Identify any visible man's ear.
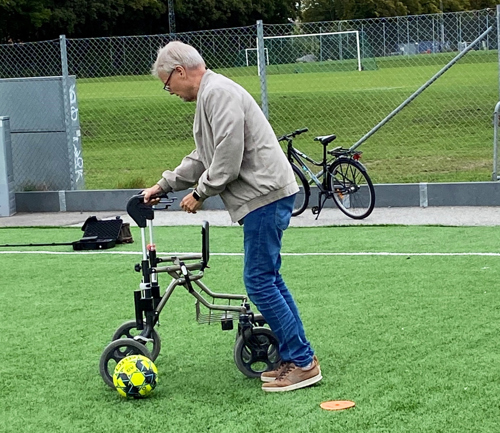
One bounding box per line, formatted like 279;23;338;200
177;65;186;78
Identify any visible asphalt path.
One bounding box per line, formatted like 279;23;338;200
1;206;499;228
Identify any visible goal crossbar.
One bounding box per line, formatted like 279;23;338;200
245;47;269;67
263;30;359;40
263;30;362;71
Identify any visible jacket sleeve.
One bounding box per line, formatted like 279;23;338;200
157;149;206;193
196;88;245;199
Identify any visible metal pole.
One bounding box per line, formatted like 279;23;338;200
493;102;500;181
494;4;500;181
486;12;489;50
355;31;361;71
168;0;176;34
349;26;494;152
256;20;269;119
0;116;16;216
320;27;322;62
59;34;75;190
383;22;386;57
440;0;445;45
497;5;500;100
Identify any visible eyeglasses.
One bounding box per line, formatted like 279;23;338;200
163;69;176;92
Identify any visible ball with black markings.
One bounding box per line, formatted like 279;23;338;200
113;355;158;398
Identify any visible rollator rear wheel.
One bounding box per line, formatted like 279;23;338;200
99;338;153;388
234;327;280;378
252;314;267;327
112;319;161;361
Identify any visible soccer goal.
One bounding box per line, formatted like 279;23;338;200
245;47;269;67
263;30;363;72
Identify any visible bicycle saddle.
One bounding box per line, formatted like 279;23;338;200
314;134;337;145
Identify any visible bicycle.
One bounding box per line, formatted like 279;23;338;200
277;127;375;220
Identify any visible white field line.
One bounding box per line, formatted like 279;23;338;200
1;251;500;257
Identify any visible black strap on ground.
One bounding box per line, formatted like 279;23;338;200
0;242;74;247
0;236;116;250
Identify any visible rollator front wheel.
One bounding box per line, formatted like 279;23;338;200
99;338;153;388
112;319;161;361
234;327;280;378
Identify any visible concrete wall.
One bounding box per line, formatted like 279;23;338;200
13;181;500;213
0;76;83;191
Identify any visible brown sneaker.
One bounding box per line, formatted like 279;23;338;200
260;361;290;383
261;356;320;383
262;356;322;392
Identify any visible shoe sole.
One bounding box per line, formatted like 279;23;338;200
261;373;323;392
261;376;276;383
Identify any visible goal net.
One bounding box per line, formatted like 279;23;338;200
263;31;377;73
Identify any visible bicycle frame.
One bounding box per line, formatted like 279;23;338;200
279;127;375;220
287;141;330;192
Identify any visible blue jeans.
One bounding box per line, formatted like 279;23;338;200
242;195;314;368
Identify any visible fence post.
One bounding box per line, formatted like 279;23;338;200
256;20;269;119
60;34;85;190
0;117;16;216
497;5;500;100
59;34;73;190
493;101;500;181
495;5;500;181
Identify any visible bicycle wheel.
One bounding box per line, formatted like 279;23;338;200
291;163;310;217
328;158;375;219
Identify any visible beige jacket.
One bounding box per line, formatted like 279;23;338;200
157;70;298;223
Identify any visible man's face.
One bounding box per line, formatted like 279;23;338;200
159;67;196;102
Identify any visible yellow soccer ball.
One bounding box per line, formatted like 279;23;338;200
113;355;158;398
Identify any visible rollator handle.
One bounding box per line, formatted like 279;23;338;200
126;193;174;228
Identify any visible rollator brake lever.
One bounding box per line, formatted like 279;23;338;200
179;261;195;293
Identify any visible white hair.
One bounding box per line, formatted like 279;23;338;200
151;41;205;77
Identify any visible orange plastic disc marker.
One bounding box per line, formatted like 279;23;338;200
320;400;355;411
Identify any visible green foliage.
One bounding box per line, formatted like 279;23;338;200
0;0;50;42
302;0;409;21
174;0;293;31
0;0;166;41
301;0;497;22
0;0;299;42
1;0;497;42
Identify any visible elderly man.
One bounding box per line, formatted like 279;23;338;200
142;41;321;392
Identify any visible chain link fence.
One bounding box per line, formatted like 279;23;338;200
0;9;498;190
261;9;498;184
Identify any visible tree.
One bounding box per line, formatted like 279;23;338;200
172;0;300;32
1;0;496;43
44;0;166;38
0;0;51;42
301;0;337;22
302;0;410;21
300;0;485;22
0;0;166;42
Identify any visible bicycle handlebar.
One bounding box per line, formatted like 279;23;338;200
277;127;309;142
